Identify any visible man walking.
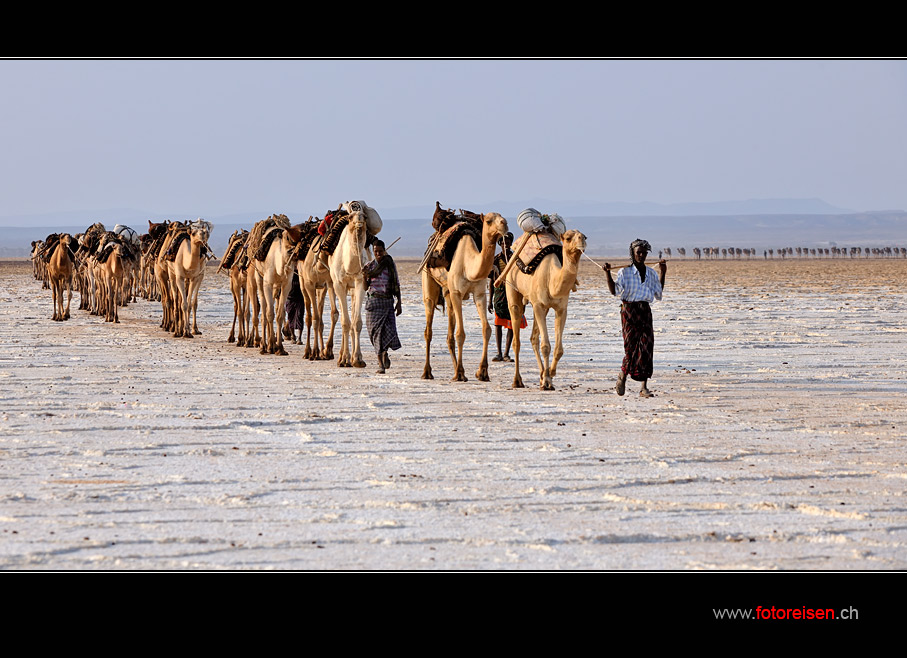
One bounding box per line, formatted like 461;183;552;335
603;239;667;398
363;240;402;374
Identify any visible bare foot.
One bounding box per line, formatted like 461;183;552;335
616;373;626;396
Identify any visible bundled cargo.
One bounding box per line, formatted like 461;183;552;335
516;208;566;237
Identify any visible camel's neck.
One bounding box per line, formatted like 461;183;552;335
53;243;72;268
278;237;298;276
549;248;581;298
342;225;366;275
466;234;497;281
185;238;203;268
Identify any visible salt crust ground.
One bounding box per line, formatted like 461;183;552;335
1;258;905;570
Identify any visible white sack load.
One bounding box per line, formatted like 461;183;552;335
516;208;566;236
114;224;141;246
342;200;383;235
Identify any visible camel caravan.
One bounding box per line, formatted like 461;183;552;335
30;200;596;390
215;201;383;363
417;203;586;390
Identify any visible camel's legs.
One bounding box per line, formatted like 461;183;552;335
549;306;568;380
190;278;202;335
51;278;62;321
174;275;190;336
421;274;442;380
507;295;526;389
260;280;276;354
229;278;240;343
530;306;553;390
302;283;315;358
472;289;491;382
324;284;338;360
238;283;248;347
273;278;291;356
62;276;72;320
334;280;352;367
350;283;365;368
448;292;467;382
246;275;260;348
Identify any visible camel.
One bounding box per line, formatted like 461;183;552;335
244;256;262;350
114;224;141;303
75;223;107;315
505;229;586;391
140;220;170;301
249;215;304;355
328;208;373;368
46;233;75;321
219;229;252;347
164;219;213;338
296;223;339;360
153;221;186;333
30;240;47;285
421;212;509;381
94;231;134;323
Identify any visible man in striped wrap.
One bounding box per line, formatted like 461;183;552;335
603;239;667;398
363;240;402;374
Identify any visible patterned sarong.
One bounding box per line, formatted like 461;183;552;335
621;301;654;382
366;295;401;355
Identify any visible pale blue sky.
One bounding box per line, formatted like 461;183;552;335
2;58;905;219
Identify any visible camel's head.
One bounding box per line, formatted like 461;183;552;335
285;223;305;247
482;212;509;241
561;229;587;256
148;220;169;238
189;219;213;244
348;210;368;235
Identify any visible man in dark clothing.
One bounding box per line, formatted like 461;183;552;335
363;240;402;374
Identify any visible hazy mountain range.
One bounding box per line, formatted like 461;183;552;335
4;198;906;258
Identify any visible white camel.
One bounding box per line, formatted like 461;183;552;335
421;212;509;381
328;209;373;368
505;229;586;390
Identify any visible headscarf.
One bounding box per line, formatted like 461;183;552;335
629;238;652;262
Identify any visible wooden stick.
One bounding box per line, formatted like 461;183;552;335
494;231;532;287
417;232;442;274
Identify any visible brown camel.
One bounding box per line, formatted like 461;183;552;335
219;229;251;347
505;229;586;390
421;212;509;381
96;231;132;323
46;233;75;321
154;221;187;334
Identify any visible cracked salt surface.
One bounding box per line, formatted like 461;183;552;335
1;257;906;570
